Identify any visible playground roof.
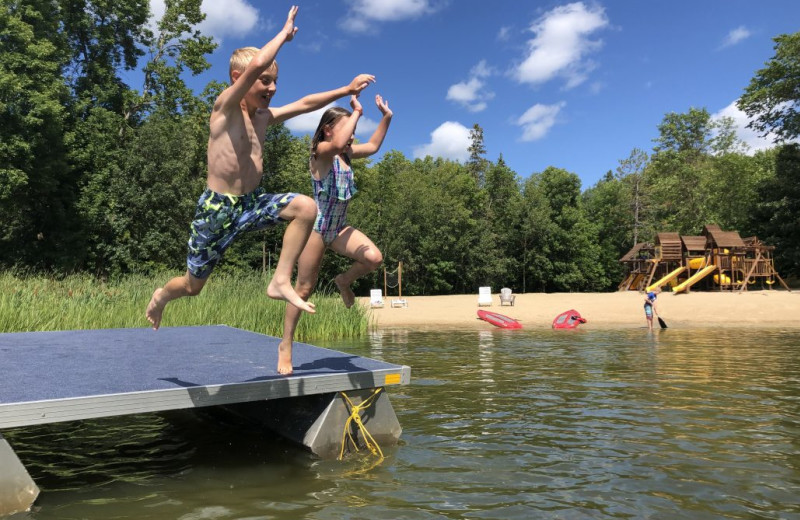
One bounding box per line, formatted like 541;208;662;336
655;232;681;245
681;235;707;251
703;224;745;249
619;242;651;262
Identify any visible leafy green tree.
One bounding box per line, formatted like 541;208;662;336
653;108;717;157
738;31;800;142
123;0;216;123
355;153;483;295
582;172;630;290
647;108;716;234
748;144;800;277
70;0;217;275
60;0;149;115
74;115;201;273
520;175;554;293
702;150;775;233
412;158;483;295
0;0;77;270
482;155;523;289
70;107;131;272
523;167;604;292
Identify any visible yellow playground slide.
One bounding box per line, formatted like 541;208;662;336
646;266;687;292
672;265;716;293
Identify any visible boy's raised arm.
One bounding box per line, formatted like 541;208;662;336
269;74;376;124
216;6;298;111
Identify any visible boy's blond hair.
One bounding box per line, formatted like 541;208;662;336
229;47;279;82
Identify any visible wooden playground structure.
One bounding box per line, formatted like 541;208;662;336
618;225;790;293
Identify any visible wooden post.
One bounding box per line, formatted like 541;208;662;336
644;260;658;292
398;261;403;299
775;273;792;291
739;249;762;292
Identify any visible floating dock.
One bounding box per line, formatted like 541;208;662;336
0;325;410;515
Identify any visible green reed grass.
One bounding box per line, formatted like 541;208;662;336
0;270;373;340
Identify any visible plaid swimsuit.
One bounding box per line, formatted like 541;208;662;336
312;155;357;245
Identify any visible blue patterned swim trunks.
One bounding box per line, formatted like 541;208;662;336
186;187;297;279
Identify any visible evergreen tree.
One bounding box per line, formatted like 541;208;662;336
467;123;488;186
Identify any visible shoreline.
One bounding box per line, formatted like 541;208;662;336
361;290;800;330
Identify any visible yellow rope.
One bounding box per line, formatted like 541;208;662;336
338;388;385;464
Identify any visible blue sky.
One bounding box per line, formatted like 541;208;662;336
146;0;800;188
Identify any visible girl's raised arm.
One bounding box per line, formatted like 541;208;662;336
351;95;393;159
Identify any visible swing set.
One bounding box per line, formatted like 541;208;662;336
384;261;408;307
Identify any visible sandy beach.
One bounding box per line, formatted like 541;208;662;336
361;290;800;329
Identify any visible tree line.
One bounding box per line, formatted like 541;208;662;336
2;2;798;295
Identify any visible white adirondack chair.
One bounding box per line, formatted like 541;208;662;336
477;286;493;306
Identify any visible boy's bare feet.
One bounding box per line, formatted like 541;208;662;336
146;288;166;330
267;278;316;313
334;274;355;308
277;341;293;375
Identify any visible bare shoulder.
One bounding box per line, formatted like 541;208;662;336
212;83;240;114
209;88;240;129
310;154;333;181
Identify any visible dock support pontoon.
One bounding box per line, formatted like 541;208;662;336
0;433;39;516
222;388;402;458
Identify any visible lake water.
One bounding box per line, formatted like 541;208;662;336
4;327;800;519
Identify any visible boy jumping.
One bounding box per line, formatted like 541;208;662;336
146;6;374;375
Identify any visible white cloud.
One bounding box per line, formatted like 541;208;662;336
447;78;487;111
497;26;512;41
343;0;437;33
412;121;472;162
149;0;260;41
447;60;495;112
712;101;781;153
720;26;751;49
284;103;378;138
471;60;492;78
513;2;608;89
284;107;328;134
515;102;566;141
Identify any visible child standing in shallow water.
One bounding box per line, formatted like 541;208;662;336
644;289;659;331
145;6;376;375
278;94;393;374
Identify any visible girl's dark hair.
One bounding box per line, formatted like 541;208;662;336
310;106;352;159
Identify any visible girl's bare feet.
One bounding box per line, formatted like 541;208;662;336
277;341;293;375
334;274;355;308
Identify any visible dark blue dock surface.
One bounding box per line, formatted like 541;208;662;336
0;325;410;428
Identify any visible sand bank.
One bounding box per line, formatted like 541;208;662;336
360;290;800;330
